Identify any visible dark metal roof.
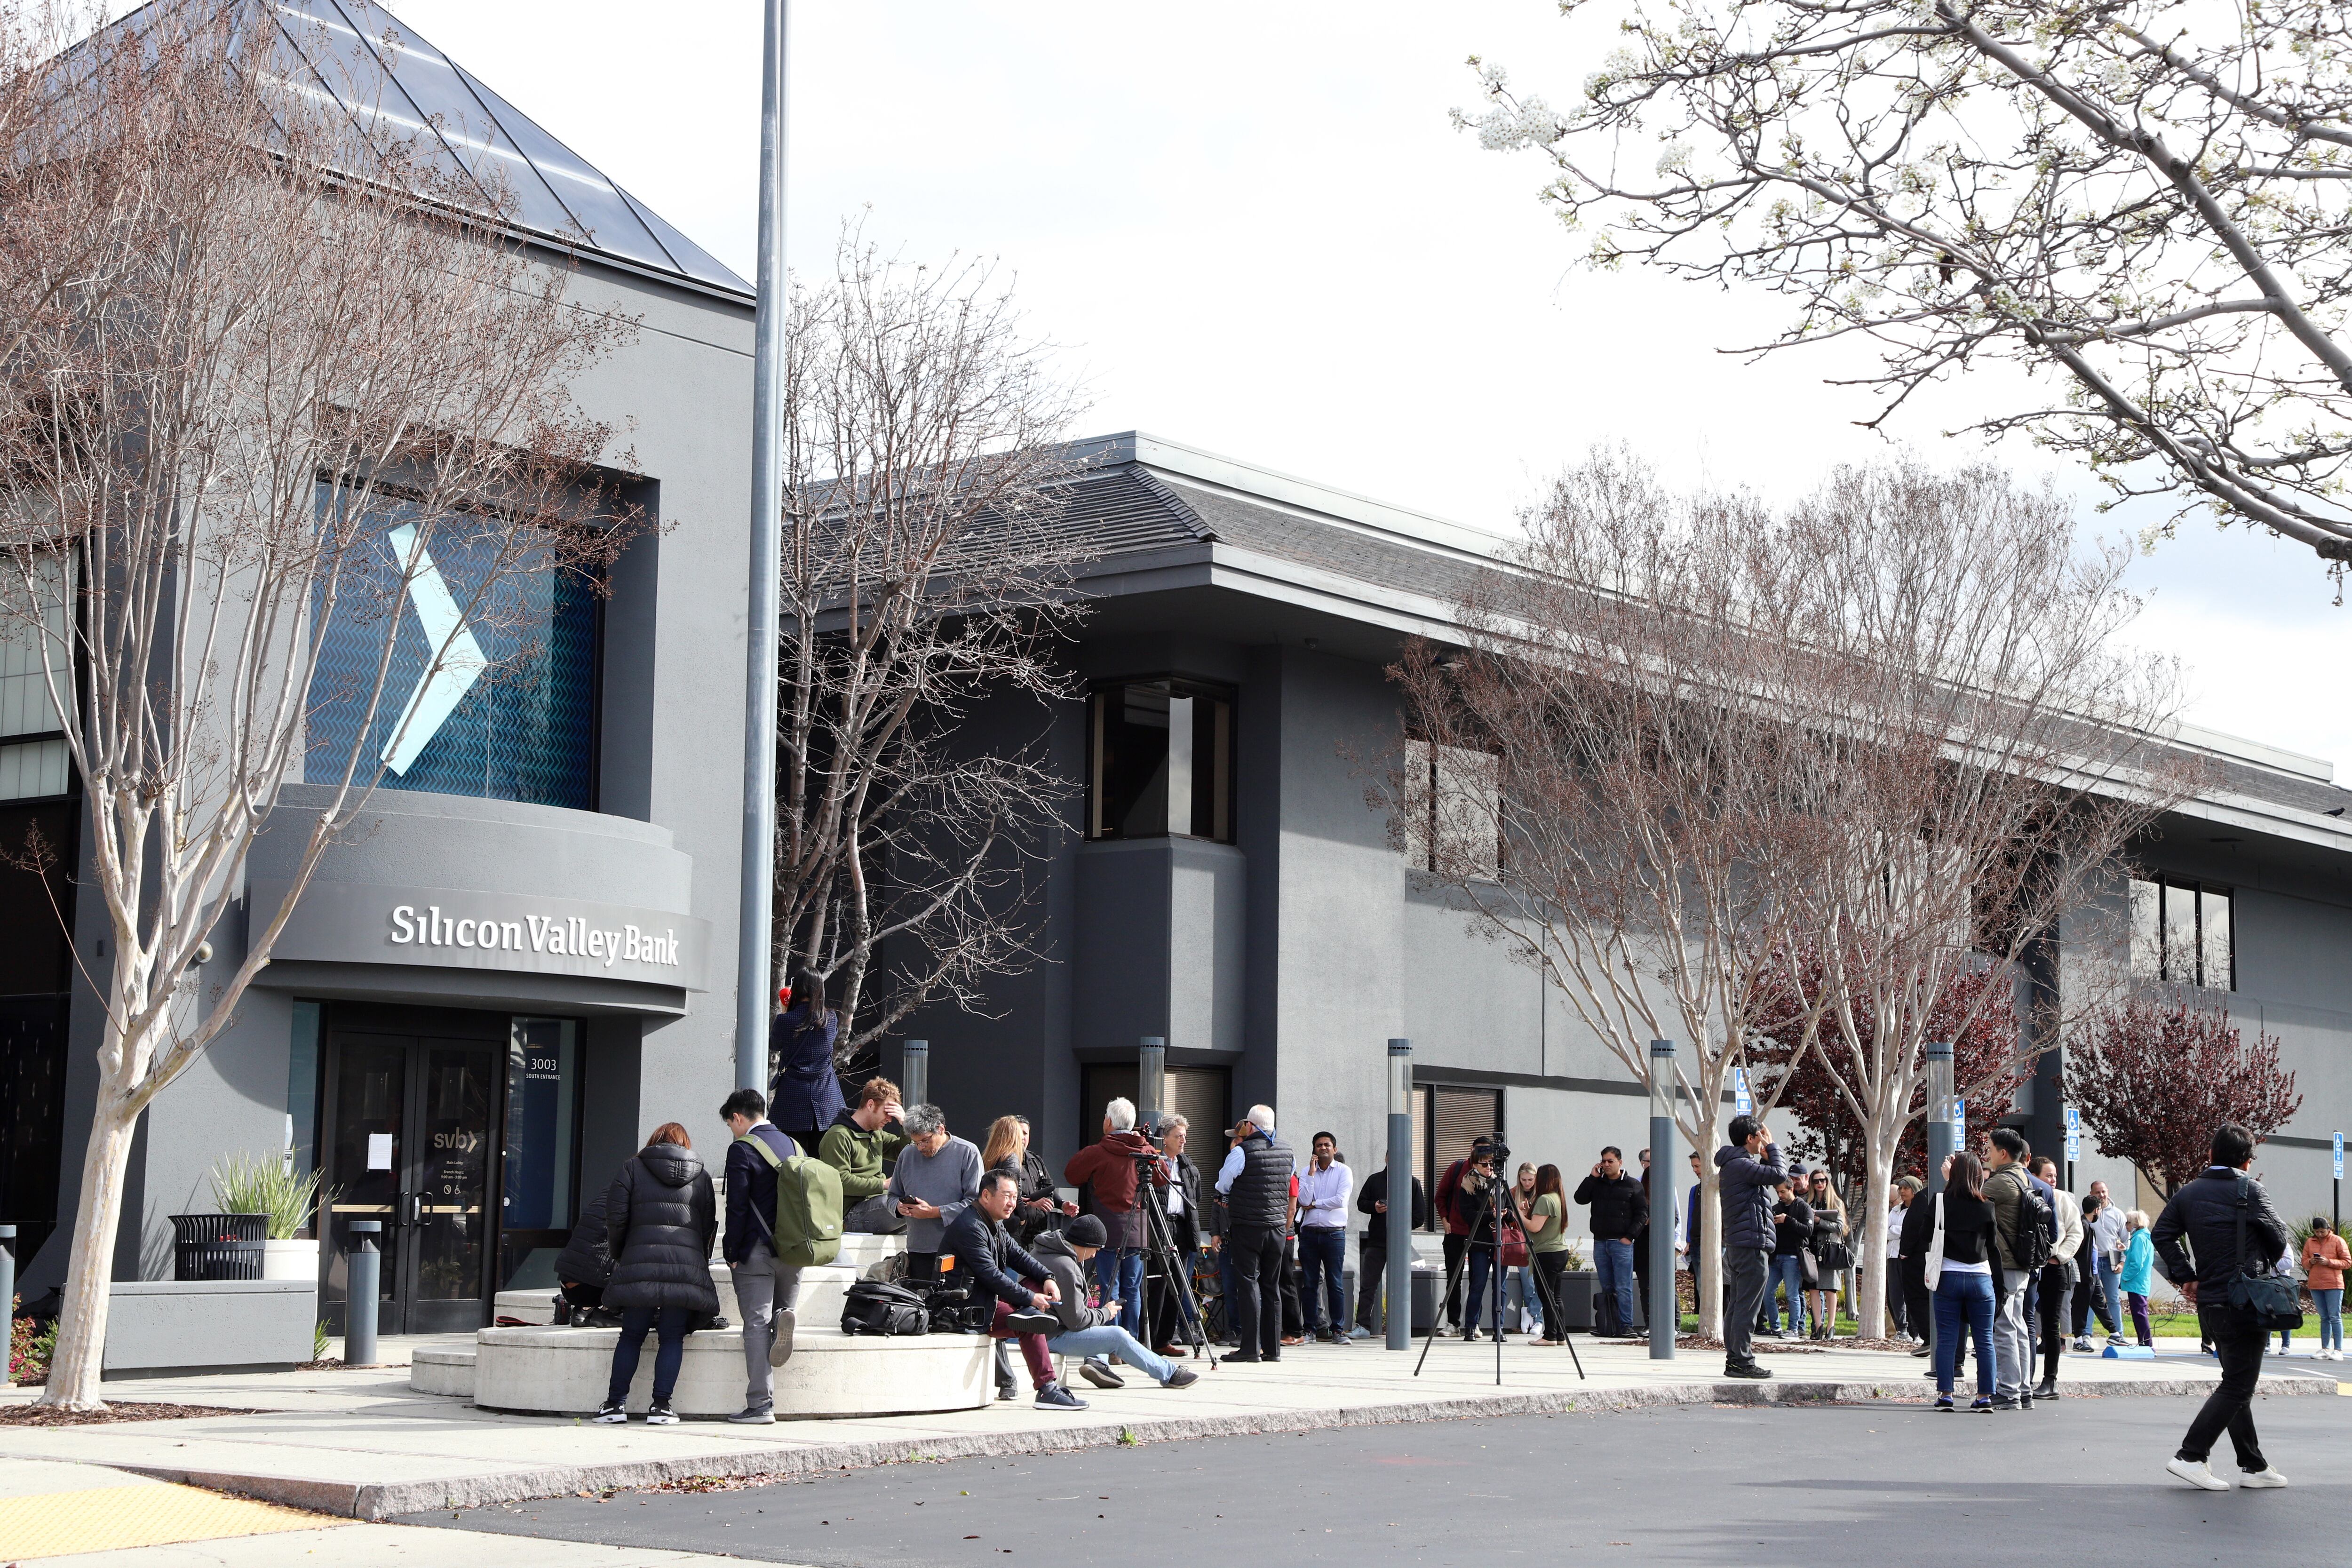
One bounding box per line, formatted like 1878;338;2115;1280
95;0;750;297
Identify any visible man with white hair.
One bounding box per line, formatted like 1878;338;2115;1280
1064;1095;1167;1343
1214;1105;1295;1363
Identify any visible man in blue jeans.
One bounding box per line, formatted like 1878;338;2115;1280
1033;1217;1200;1390
1575;1146;1645;1336
1294;1132;1353;1343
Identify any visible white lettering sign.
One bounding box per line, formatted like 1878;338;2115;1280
388;904;683;972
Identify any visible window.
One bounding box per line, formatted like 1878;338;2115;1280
1087;679;1233;842
304;490;598;810
0;553;72;803
1401;738;1501;880
2130;875;2233;990
1411;1082;1503;1231
498;1018;582;1291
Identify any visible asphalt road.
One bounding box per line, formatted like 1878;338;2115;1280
408;1392;2351;1568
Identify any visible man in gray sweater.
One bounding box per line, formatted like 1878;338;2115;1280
885;1104;981;1277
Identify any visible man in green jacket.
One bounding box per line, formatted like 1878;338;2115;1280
818;1076;909;1234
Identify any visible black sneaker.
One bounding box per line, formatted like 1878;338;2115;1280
1034;1382;1088;1410
2032;1381;2059;1400
593;1400;628;1424
1990;1395;2021;1410
1162;1367;1199;1389
1724;1360;1772;1380
645;1399;679;1425
1003;1310;1060;1336
1079;1359;1124;1390
1933;1394;1955;1411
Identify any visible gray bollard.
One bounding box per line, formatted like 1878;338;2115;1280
345;1221;381;1367
0;1224;15;1389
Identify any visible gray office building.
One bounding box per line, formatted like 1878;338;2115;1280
0;0;757;1336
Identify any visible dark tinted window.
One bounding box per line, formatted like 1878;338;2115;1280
1088;679;1232;843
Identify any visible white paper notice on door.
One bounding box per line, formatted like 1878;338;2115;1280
367;1132;393;1170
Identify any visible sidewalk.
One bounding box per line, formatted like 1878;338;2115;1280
0;1334;2337;1523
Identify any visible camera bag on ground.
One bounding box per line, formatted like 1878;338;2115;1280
841;1278;930;1337
735;1131;844;1267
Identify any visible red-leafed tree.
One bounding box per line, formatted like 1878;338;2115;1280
1747;948;2030;1196
2066;998;2301;1198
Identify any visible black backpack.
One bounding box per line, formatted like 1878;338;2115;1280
2007;1174;2054;1272
841;1279;930;1337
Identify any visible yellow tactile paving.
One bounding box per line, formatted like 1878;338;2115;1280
0;1481;344;1561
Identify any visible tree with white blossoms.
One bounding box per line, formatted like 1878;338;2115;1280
0;0;631;1407
1456;0;2352;567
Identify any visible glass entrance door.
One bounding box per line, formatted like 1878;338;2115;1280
322;1028;498;1335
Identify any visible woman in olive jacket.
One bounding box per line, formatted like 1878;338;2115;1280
595;1123;720;1424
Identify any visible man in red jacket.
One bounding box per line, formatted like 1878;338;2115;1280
1065;1097;1168;1342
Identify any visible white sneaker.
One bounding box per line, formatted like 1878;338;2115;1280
2239;1468;2290;1489
2165;1457;2230;1492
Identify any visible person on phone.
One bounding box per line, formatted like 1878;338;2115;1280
884;1105;981;1279
1716;1115;1787;1380
2153;1123;2292;1492
2300;1218;2346;1361
1574;1147;1645;1337
1294;1133;1353;1344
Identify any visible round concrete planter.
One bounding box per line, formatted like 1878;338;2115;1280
435;1324;993;1418
261;1238;319;1282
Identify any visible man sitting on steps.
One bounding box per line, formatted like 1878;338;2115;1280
945;1169;1087;1410
818;1077;909;1235
1032;1215;1200;1391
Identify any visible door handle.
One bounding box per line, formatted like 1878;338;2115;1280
395;1192;422;1228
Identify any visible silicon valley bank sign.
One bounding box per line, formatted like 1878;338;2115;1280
251;881;711;991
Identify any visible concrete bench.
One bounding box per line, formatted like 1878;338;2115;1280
104;1279;316;1377
494;1232;905;1327
413;1321;990;1418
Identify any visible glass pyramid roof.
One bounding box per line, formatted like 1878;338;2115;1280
107;0;750;295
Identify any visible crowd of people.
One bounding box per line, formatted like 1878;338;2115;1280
548;973;2335;1490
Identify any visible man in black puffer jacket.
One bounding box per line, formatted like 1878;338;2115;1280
1715;1115;1786;1381
595;1126;719;1425
2153;1123;2293;1492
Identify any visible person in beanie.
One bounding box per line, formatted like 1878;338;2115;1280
1030;1215;1200;1389
2154;1123;2293;1491
1715;1115;1785;1380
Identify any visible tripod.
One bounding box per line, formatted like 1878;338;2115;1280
1133;1149;1218;1369
1414;1165;1584;1384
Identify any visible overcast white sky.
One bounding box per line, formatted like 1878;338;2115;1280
391;0;2350;774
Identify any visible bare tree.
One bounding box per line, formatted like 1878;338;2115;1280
773;236;1089;1064
0;0;631;1407
1386;449;1840;1340
1763;463;2194;1338
1459;1;2352;564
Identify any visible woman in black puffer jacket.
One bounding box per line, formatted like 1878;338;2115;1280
595;1123;718;1423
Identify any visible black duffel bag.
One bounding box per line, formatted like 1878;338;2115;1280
842;1278;930;1337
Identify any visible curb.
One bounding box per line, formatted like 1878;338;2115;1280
118;1372;2336;1521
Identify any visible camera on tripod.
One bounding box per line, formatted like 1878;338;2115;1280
1475;1134;1510;1165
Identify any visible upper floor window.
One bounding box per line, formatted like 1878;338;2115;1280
1401;737;1501;881
304;491;598;810
1087;678;1232;843
0;552;72;803
2130;875;2232;991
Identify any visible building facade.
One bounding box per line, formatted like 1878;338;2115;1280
895;432;2352;1260
0;0;757;1336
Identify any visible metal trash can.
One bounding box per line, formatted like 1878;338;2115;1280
170;1214;267;1281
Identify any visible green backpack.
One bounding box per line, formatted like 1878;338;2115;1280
738;1132;843;1267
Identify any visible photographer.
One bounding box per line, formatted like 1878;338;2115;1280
1148;1114;1208;1356
1063;1097;1168;1343
1452;1140;1510;1342
944;1169;1086;1410
1033;1216;1201;1390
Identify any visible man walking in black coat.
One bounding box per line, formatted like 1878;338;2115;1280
1715;1115;1785;1380
1354;1162;1428;1338
2154;1123;2293;1491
